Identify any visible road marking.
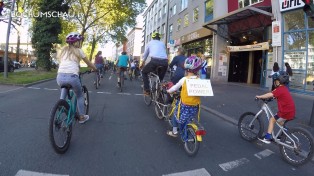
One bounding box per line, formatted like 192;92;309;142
0;87;23;93
219;158;249;171
97;91;112;94
162;168;211;176
15;170;69;176
117;92;131;95
44;88;58;91
254;149;274;159
135;94;143;96
28;87;41;90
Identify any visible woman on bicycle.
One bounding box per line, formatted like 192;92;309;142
57;32;97;124
94;51;104;78
166;56;203;137
256;71;295;144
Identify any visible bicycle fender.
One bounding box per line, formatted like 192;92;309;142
187;123;203;141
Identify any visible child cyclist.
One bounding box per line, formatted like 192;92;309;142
256;71;295;144
166;56;203;137
57;32;97;124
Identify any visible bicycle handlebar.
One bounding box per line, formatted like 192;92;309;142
255;97;274;103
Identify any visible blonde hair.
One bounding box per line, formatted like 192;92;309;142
57;43;82;63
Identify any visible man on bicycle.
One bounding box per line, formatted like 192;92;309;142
140;32;168;95
116;51;130;87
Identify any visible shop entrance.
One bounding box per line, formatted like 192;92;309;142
228;51;262;84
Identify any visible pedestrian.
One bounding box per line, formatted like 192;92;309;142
94;51;104;78
268;62;280;91
166;56;203;137
284;62;293;89
0;1;4;16
169;47;187;84
57;32;97;124
256;71;295;144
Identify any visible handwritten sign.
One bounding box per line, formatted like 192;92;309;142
186;79;214;96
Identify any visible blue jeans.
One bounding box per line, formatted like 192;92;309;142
95;64;104;75
57;73;85;116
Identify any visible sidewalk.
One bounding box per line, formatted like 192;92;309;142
201;81;314;135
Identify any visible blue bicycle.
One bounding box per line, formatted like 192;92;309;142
49;71;90;154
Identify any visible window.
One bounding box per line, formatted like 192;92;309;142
169;7;173;17
238;0;264;8
169;24;173;39
205;0;213;22
158;10;161;19
193;7;199;22
177;18;181;31
184;14;189;27
161;23;165;35
163;4;167;14
181;0;188;11
173;5;176;15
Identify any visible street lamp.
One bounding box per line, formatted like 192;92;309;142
3;0;16;78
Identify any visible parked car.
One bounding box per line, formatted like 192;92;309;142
29;60;37;68
0;56;15;72
13;61;21;69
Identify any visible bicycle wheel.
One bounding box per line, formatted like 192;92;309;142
238;112;263;141
49;99;72;154
95;74;99;89
144;82;154;106
154;90;166;120
279;127;314;166
183;126;200;157
82;85;89;115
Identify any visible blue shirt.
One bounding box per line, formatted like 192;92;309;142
117;55;129;67
143;40;167;61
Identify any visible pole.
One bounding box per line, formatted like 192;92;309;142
309;101;314;127
3;0;16;78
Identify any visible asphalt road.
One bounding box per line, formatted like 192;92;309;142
0;71;313;176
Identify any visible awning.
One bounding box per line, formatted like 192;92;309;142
203;6;273;41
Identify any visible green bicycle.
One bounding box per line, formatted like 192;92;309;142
49;71;90;154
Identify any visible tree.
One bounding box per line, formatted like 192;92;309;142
31;0;68;71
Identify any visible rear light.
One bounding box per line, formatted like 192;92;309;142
196;130;206;136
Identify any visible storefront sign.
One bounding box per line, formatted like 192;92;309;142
180;28;212;44
272;21;281;46
227;42;269;52
186;79;214;96
280;0;304;12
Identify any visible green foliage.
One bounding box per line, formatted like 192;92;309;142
31;0;66;71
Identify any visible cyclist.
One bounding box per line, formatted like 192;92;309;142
166;56;203;137
56;32;97;124
256;71;295;144
140;32;168;95
94;51;104;78
169;47;187;84
116;51;131;87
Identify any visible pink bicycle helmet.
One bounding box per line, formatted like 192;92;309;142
66;32;84;44
184;56;202;73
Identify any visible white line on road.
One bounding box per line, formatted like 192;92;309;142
117;92;131;95
44;88;58;91
28;87;41;90
97;91;112;94
254;149;274;159
219;158;250;172
135;94;143;96
162;168;211;176
15;170;69;176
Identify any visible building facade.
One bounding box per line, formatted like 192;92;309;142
126;27;142;61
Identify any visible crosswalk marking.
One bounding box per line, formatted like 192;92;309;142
219;158;250;171
254;149;274;159
162;168;211;176
15;170;69;176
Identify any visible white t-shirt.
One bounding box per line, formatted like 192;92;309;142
58;48;86;75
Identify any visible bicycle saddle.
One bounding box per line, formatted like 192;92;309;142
60;84;72;89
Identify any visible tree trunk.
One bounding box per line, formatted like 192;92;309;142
89;37;97;61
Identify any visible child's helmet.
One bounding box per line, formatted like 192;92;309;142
274;71;289;84
184;56;202;73
66;32;84;44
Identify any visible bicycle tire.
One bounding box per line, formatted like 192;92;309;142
95;75;99;89
279;127;314;166
120;71;124;92
144;82;154;106
238;112;264;141
49;99;72;154
82;85;89;115
154;89;166;120
183;126;200;157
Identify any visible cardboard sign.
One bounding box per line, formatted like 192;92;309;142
186;79;214;96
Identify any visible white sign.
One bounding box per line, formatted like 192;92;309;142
227;42;269;52
279;0;304;12
272;21;281;46
186;79;214;96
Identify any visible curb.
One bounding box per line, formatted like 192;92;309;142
0;78;55;87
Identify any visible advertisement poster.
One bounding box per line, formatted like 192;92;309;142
218;53;227;76
272;21;281;46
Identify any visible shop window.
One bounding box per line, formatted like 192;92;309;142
284;51;306;90
205;0;213;22
284;32;306;50
238;0;263;8
306;31;314;91
283;9;305;32
184;14;189;27
193;7;199;22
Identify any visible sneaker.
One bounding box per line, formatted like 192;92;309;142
79;115;90;124
258;135;272;144
167;130;178;137
100;74;103;78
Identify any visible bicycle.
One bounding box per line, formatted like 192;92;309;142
94;69;101;89
238;98;314;166
118;67;127;92
49;71;91;154
165;92;206;156
143;67;163;107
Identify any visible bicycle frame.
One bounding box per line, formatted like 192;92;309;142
59;88;77;127
253;102;298;150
